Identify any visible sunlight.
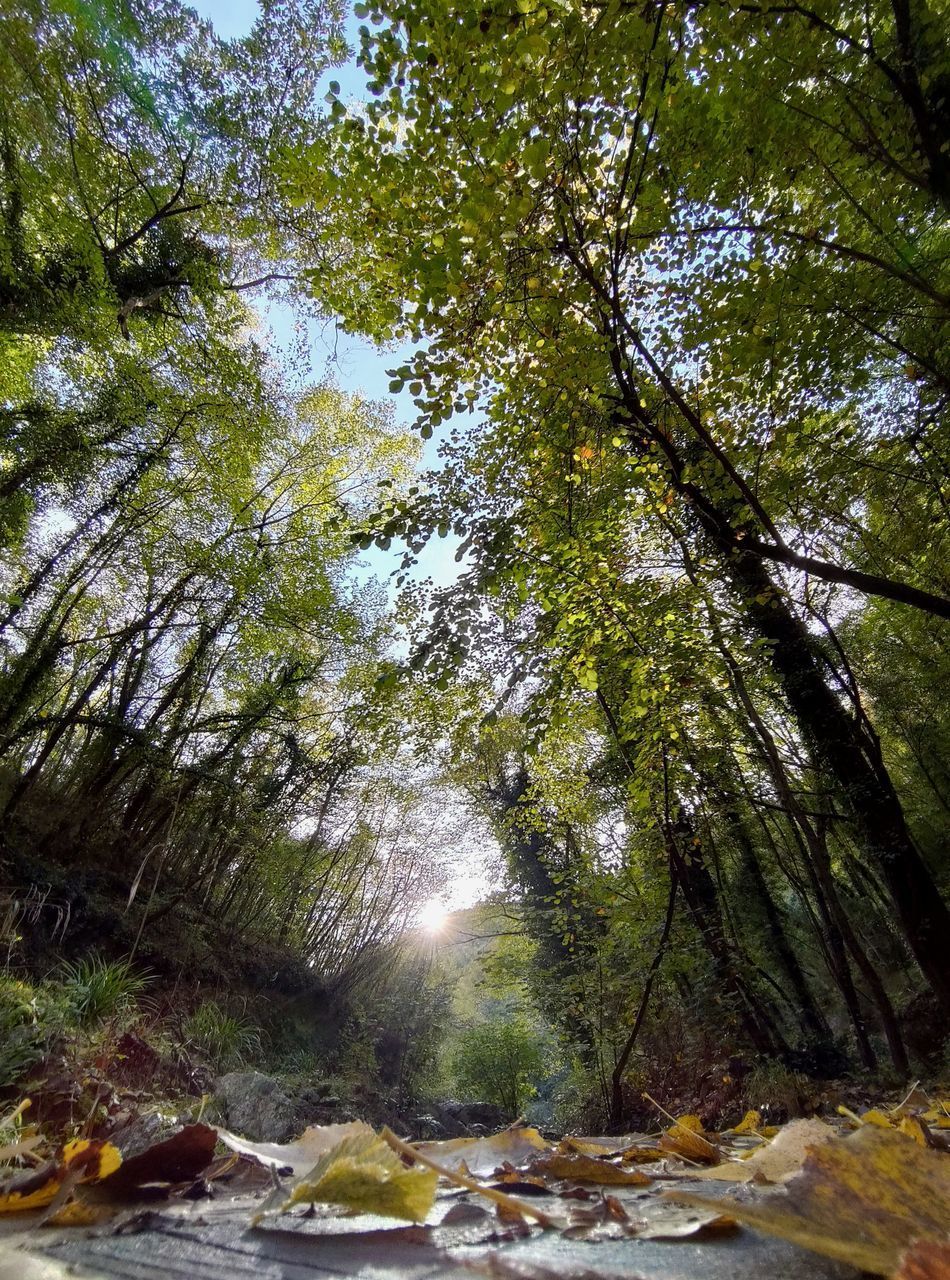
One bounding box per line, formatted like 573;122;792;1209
416;897;449;934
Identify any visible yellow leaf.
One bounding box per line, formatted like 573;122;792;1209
0;1168;62;1213
731;1110;761;1135
619;1144;664;1164
268;1130;437;1223
0;1140;122;1214
859;1110;894;1130
670;1125;950;1276
659;1118;719;1164
673;1114;704;1133
45;1197;115;1227
62;1139;122;1182
898;1117;927;1147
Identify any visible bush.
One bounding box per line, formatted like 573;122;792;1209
0;976;72;1087
183;1000;261;1072
58;956;153;1025
452;1015;547;1117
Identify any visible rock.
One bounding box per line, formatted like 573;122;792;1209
213;1071;299;1142
431;1100;508;1136
411;1114;446;1140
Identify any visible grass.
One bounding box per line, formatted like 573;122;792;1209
183;999;262;1072
58;955;153;1025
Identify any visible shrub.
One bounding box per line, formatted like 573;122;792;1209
0;976;72;1087
452;1015;547;1117
58;956;152;1025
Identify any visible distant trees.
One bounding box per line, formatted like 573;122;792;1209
0;0;439;986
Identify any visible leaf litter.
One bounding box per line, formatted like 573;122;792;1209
1;1088;948;1279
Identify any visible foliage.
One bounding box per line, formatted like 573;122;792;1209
2;0;949;1126
183;1000;262;1073
274;0;950;1115
58;956;153;1026
0;976;72;1087
452;1012;549;1118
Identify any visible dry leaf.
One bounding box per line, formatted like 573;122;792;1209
413;1127;550;1179
670;1124;950;1275
690;1117;836;1184
895;1239;950;1280
103;1123;217;1193
619;1144;664;1164
0;1139;121;1213
218;1121;373;1176
731;1110;762;1135
658;1121;719;1164
527;1152;651;1186
635;1199;738;1240
672;1114;705;1133
899;1117;928;1148
558;1137;618;1157
383;1127;562;1229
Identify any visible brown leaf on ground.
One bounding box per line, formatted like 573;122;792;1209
670;1124;950;1275
895;1239;950;1280
101;1123;217;1194
657;1121;719;1164
527;1152;651;1187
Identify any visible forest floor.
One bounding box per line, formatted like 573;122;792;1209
1;1089;948;1280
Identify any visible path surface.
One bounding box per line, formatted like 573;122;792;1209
1;1179;863;1280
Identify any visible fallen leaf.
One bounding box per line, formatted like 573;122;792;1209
102;1123;217;1193
895;1239;950;1280
383;1127;562;1229
731;1110;762;1135
218;1121;373;1176
619;1144;664;1164
635;1199;738;1240
413;1127;550;1179
899;1117;928;1148
670;1124;950;1275
0;1140;121;1214
657;1122;719;1164
260;1128;438;1223
690;1118;836;1183
527;1152;651;1186
558;1137;618;1156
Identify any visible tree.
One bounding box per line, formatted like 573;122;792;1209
295;0;950;1017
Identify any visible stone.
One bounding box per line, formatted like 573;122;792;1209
213;1070;299;1142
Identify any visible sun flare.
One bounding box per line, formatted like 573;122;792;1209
417;897;449;934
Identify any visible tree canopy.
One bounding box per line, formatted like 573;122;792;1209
1;0;948;1122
